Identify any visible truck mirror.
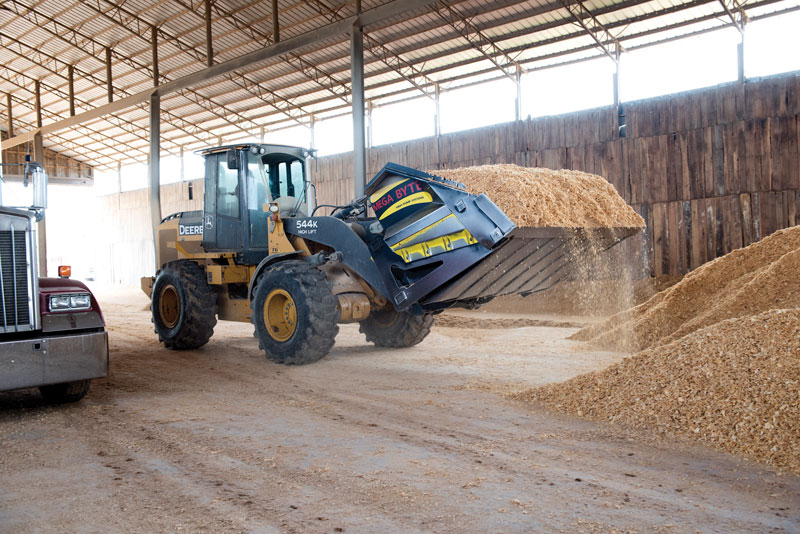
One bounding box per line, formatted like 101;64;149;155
30;163;48;210
226;149;239;170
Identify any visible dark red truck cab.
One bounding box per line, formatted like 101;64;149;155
1;203;109;403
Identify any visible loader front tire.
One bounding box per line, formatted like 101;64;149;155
151;260;218;350
359;308;434;348
251;261;339;365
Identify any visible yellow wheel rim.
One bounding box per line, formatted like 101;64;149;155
159;284;180;328
264;288;297;342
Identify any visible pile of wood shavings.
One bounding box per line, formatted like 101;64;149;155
430;164;644;228
513;309;800;473
573;225;800;351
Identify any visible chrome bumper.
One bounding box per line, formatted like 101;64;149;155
0;331;108;392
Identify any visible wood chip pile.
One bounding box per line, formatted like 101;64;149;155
572;225;800;351
431;164;645;228
514;309;800;473
514;225;800;472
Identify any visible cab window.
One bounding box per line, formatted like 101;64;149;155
264;155;305;200
247;153;270;248
216;157;240;219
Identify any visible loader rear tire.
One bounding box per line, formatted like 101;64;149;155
151;260;218;350
251;261;339;365
359;308;434;348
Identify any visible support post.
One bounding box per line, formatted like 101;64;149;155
105;47;113;103
515;64;522;121
148;94;161;270
179;146;184;183
260;126;265;143
309;115;315;150
613;47;621;108
272;0;280;43
205;0;213;67
434;83;441;137
117;161;122;194
5;93;12;137
67;65;75;116
33;133;46;277
34;80;42;128
366;101;373;148
350;21;366;198
737;35;744;84
152;26;159;86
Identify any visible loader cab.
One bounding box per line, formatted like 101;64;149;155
201;144;311;258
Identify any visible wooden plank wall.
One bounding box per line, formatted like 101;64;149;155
95;73;799;284
311;73;800;277
1;132;94;183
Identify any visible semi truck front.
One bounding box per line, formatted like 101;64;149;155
1;162;108;403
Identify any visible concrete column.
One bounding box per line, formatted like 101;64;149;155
148;94;161;269
179;147;185;183
350;23;366;198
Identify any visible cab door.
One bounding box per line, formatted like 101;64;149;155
202;151;243;252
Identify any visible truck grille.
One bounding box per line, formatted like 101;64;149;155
0;229;31;330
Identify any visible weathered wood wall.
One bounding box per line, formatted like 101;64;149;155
312;73;800;277
96;72;799;284
1;132;94;184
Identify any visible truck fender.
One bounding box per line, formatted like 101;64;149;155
247;251;304;302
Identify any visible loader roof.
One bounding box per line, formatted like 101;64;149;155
196;144;313;158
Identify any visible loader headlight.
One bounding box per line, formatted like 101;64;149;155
49;293;92;312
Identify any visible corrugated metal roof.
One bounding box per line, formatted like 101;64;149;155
0;0;794;169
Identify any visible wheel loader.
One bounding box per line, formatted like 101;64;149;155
142;143;638;364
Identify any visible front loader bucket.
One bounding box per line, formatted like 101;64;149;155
419;226;641;310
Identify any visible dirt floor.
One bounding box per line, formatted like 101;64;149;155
1;286;798;534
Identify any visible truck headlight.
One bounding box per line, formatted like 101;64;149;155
49;293;92;312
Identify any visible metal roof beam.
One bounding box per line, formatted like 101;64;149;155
190;0;352;106
2;85;149;163
1;0;257;138
308;0;439;99
2;0;442;151
0;63;166;154
559;0;625;63
85;0;316;129
433;0;523;83
718;0;746;33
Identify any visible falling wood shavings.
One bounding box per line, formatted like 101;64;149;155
430;164;644;229
513;308;800;474
573;225;800;351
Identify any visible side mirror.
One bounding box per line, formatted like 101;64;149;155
30;163;48;210
226;149;239;170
